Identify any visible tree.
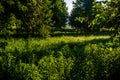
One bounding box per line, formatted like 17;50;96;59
51;0;68;29
0;0;53;38
0;0;22;38
89;1;108;31
106;0;120;37
90;0;120;36
69;0;95;34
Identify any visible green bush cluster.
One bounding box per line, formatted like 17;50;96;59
0;52;74;80
73;43;120;80
0;38;120;80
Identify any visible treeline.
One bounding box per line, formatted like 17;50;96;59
69;0;120;36
0;0;68;38
0;0;120;38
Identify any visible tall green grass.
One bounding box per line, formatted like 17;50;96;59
5;36;110;51
0;35;120;80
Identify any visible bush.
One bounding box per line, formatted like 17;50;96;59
0;52;42;80
39;25;51;38
38;54;74;80
69;41;120;80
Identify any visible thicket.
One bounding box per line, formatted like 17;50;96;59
0;37;120;80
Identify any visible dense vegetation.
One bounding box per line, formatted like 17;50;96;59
0;0;68;38
0;0;120;80
0;36;120;79
69;0;120;36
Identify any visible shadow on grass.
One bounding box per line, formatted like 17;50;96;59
1;37;110;63
1;37;120;79
44;34;112;61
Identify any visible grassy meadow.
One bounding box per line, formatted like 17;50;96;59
0;33;120;80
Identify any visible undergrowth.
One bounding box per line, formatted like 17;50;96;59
0;36;120;80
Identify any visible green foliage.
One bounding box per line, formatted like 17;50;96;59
0;0;53;38
69;0;120;37
90;0;120;36
0;36;120;80
0;3;4;14
14;63;41;80
39;25;51;38
0;53;41;80
1;0;120;79
38;54;74;80
69;0;94;31
0;0;68;38
51;0;68;29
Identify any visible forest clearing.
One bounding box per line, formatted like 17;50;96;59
0;0;120;79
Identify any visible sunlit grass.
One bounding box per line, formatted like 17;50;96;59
46;35;110;43
1;35;120;80
4;35;110;52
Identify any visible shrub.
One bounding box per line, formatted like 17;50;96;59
39;25;51;38
38;54;74;80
